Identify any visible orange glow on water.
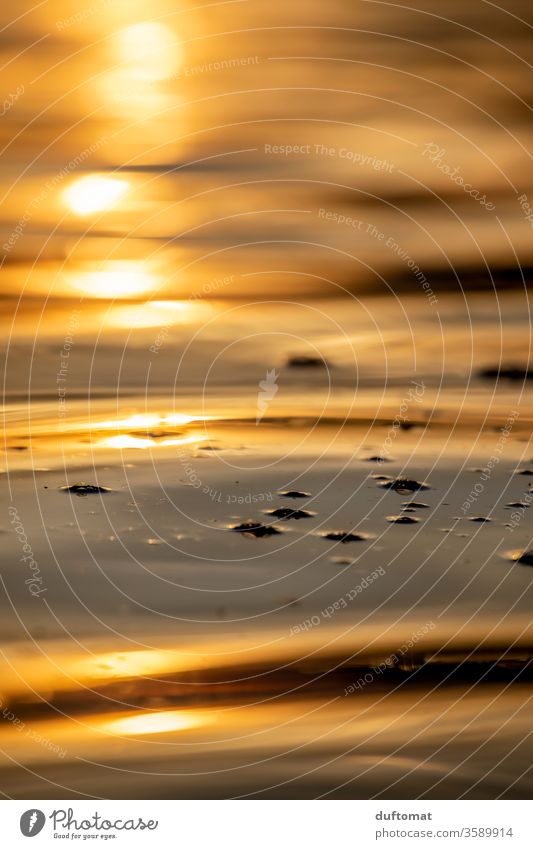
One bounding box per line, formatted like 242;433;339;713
108;300;214;327
101;711;207;736
97;434;206;449
63;175;129;215
64;262;156;298
116;22;181;81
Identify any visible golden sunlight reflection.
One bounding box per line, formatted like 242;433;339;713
65;262;157;298
100;22;182;118
108;300;215;327
93;413;207;430
101;71;174;118
54;413;210;439
62;175;129;215
75;649;199;681
117;22;181;81
97;434;206;449
101;711;207;736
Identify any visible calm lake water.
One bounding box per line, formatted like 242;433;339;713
1;0;532;798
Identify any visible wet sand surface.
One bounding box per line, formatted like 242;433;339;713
2;400;533;798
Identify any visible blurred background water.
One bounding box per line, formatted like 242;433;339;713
2;0;532;414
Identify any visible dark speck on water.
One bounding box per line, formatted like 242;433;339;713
59;484;113;496
363;456;392;463
379;477;430;493
277;490;311;498
505;502;530;508
146;431;182;439
401;501;430;508
387;515;420;524
265;507;316;520
287;355;327;368
321;530;369;543
468;516;492;522
231;522;282;538
479;366;533;381
515;469;533;476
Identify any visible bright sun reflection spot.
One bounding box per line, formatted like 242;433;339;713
66;263;157;298
109;300;214;328
63;175;129;215
102;711;205;736
93;413;206;430
117;22;181;81
164;413;203;426
57;413;213;439
99;435;155;449
98;434;205;449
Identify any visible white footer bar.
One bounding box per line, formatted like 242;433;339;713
3;800;531;847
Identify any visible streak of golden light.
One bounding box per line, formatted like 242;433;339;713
101;710;206;736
